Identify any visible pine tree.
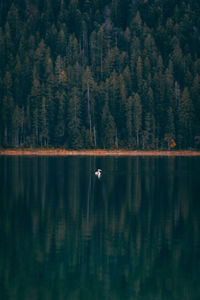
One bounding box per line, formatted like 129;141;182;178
125;95;134;148
65;34;79;66
54;90;66;147
191;74;200;136
4;22;14;62
39;96;48;147
146;87;156;148
13;55;24;106
56;26;67;57
55;55;65;82
107;70;120;124
12;105;21;147
119;75;127;145
130;12;142;37
29;73;41;146
82;66;97;147
45;24;57;56
122;66;132;96
2;72;14;146
164;107;176;150
46;73;56;145
34;39;47;83
133;93;142;148
67;87;83;149
0;27;5;74
177;87;194;148
90;28;104;80
101;99;116;148
172;41;184;84
7;3;21;44
136;56;143;93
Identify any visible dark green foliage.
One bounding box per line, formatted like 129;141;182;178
0;0;199;149
67;87;83;149
133;93;142;148
101;99;116;148
177;87;194;148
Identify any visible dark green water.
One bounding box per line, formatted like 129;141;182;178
0;156;200;300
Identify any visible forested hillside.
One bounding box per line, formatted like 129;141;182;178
0;0;200;149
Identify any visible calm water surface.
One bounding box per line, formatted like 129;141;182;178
0;156;200;300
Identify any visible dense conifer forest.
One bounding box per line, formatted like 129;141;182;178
0;0;200;149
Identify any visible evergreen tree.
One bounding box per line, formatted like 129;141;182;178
191;74;200;136
125;95;134;148
101;99;116;148
164;107;176;150
7;3;21;44
67;87;83;149
136;56;143;93
29;73;41;146
65;34;79;66
133;93;142;148
2;72;14;146
46;73;56;145
39;96;48;147
12;105;21;147
54;92;65;146
82;66;98;147
177;87;194;148
34;39;47;83
0;27;5;73
56;25;67;57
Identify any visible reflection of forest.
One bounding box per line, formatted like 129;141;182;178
0;156;200;299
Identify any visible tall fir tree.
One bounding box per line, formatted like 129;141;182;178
67;87;83;149
133;93;142;148
177;87;194;148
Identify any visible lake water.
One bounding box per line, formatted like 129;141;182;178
0;156;200;300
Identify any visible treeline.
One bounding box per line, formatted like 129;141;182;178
0;0;200;149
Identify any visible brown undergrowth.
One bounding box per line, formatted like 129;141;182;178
0;148;200;156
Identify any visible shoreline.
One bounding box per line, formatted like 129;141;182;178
0;149;200;156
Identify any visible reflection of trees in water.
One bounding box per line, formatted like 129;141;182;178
0;157;200;299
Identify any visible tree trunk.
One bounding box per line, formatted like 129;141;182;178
87;81;92;134
115;128;118;148
136;131;139;147
93;125;96;148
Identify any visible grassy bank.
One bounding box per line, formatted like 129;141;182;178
1;149;200;156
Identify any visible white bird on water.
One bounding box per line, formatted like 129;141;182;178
95;169;102;179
